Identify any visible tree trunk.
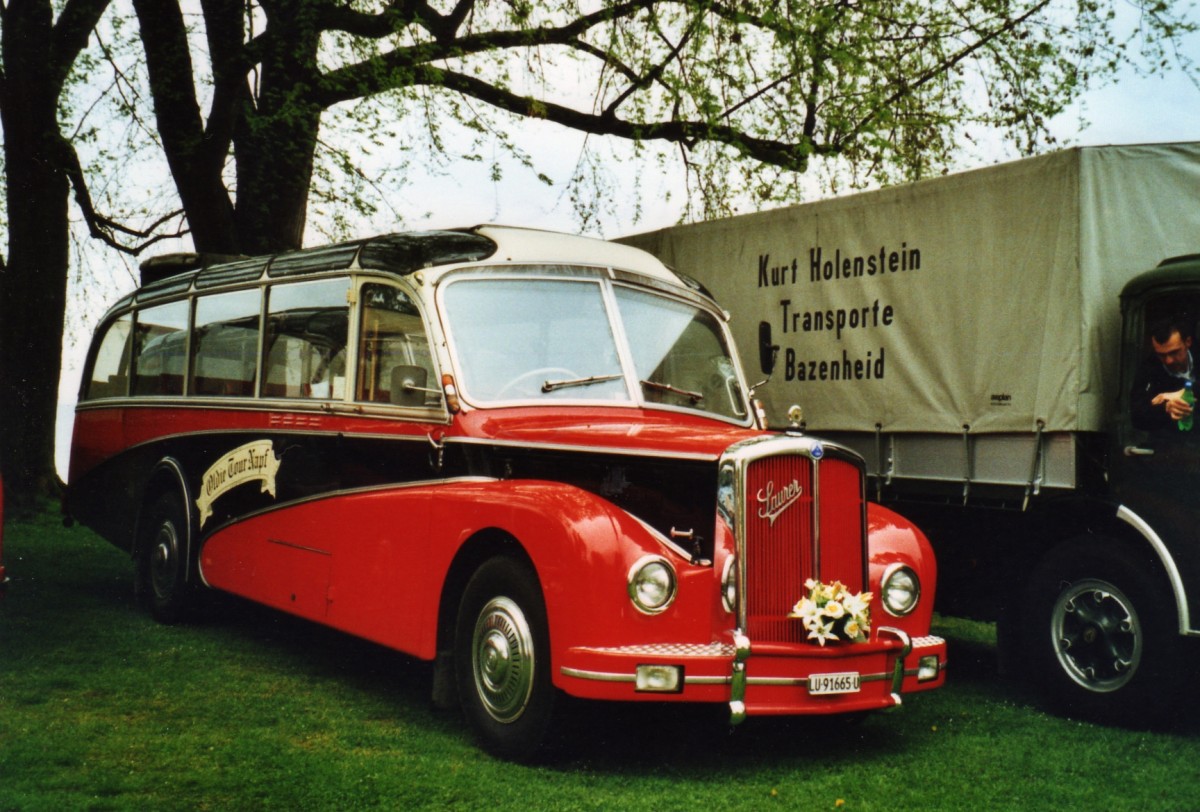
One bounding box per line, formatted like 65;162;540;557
0;0;111;512
0;2;73;511
133;0;241;254
233;1;324;254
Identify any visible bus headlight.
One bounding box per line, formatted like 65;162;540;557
881;564;920;617
628;556;677;615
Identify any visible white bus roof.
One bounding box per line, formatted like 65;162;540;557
474;225;682;284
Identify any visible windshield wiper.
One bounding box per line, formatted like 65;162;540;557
641;380;704;403
541;374;624;393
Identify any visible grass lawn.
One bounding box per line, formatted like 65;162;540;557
1;504;1198;811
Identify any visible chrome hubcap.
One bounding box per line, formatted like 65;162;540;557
150;522;180;600
472;596;535;723
1051;578;1141;692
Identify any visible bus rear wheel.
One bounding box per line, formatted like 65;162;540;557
135;492;199;624
454;556;558;761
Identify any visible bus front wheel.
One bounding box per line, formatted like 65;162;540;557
454;556;559;761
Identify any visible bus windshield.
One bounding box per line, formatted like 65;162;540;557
441;274;749;421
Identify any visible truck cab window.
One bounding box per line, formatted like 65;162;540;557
1129;296;1200;436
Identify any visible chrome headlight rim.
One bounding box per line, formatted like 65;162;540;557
720;555;737;614
627;555;678;615
880;562;921;617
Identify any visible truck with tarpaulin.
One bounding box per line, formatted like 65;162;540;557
623;142;1200;726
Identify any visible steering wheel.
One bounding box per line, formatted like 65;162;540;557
495;367;579;400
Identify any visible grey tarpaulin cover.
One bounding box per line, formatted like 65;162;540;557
623;143;1200;435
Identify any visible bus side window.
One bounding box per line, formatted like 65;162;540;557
357;283;437;406
262;278;350;400
84;312;134;399
191;289;262;398
132;300;189;397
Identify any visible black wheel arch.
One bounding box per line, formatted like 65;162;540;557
431;529;539;708
1015;495;1175;587
133;457;195;575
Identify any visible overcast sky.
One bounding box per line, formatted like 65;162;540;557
387;53;1200;240
1051;61;1200;148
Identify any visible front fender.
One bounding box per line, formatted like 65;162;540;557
867;502;938;635
431;479;714;667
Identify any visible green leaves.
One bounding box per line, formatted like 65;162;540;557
93;0;1200;242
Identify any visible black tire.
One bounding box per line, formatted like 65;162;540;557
1022;536;1183;727
134;491;199;624
454;556;558;761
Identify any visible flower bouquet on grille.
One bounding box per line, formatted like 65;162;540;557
789;578;873;646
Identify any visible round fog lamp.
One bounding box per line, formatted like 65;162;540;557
628;556;677;615
881;564;920;617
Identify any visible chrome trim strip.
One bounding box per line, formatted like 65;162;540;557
74;398;454;426
575;642;734;657
560;667;636;683
812;454;821;579
200;476;498;537
267;538;332;556
560;667;904;687
70;424;447;456
1116;504;1196;635
447;435;720;462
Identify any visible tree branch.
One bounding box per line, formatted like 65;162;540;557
313;1;652;108
837;0;1054;149
59;136;189;255
409;65;815;171
49;0;113;91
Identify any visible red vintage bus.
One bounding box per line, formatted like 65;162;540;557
66;226;945;759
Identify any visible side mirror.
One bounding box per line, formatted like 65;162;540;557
758;322;779;375
390;365;431;407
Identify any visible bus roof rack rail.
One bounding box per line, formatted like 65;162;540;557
139;252;246;286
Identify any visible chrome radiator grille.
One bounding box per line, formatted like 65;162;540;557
740;448;866;644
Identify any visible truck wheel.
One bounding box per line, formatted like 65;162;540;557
454;556;558;761
135;492;199;624
1023;537;1182;727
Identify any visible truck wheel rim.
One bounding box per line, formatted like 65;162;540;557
1050;578;1141;692
471;596;535;723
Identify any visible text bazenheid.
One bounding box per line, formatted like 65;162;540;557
784;347;885;382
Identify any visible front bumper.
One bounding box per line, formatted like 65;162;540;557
559;630;946;717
